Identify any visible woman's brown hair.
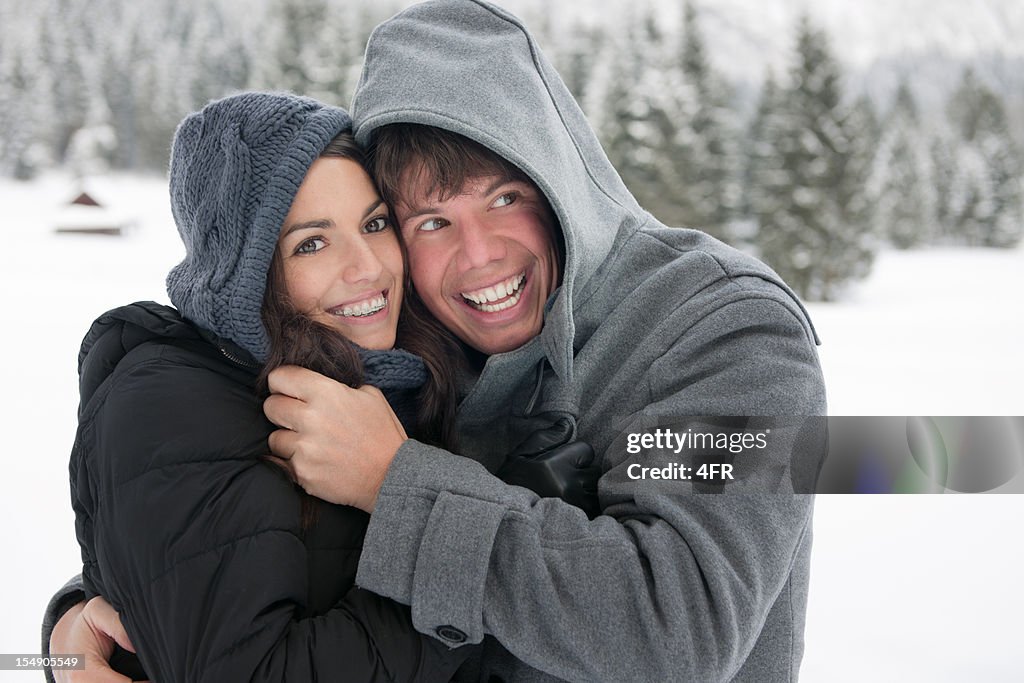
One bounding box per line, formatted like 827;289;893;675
256;131;464;530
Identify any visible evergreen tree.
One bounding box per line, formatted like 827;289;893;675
946;68;1023;247
744;72;789;247
552;20;604;104
588;4;683;221
929;132;958;242
0;46;42;179
253;0;370;107
755;15;876;301
870;81;935;248
37;0;91;164
675;1;740;240
256;0;330;94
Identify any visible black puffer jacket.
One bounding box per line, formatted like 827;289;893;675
71;302;469;682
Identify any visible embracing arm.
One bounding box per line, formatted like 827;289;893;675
353;296;826;682
81;359;466;682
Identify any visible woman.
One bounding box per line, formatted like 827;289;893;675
66;92;470;681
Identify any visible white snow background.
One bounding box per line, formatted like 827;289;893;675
1;172;1022;681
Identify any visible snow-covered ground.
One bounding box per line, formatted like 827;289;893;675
1;173;1022;680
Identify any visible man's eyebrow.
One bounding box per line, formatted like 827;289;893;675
398;177;522;222
482;175;516;197
399;203;440;222
282;218;334;238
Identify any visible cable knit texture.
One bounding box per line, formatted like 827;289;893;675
360;348;430;428
166;91;351;362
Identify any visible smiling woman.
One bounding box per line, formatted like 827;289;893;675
276;154;405;352
45;91;471;682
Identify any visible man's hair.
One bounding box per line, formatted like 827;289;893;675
369;123;534;210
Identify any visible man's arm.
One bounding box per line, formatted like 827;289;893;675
350;297;825;682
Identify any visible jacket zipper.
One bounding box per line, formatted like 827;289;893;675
219;346;258;369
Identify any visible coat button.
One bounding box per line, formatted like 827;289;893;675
435;625;467;643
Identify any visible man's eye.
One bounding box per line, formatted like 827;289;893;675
418;217;449;232
295;237;326;254
364;216;391;233
492;192;517;208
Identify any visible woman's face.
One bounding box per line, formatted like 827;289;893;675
278;157;404;351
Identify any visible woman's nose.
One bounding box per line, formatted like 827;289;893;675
341;236;384;284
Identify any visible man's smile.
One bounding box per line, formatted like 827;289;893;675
460;272;527;312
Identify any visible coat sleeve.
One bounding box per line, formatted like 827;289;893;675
82;356;468;682
354;296;826;682
41;575;86;683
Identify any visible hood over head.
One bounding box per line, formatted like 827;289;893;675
167;91;352;363
352;0;645;378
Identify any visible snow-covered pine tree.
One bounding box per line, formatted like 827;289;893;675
744;72;789;251
587;3;689;226
0;30;44;179
870;81;935;248
755;15;876;301
550;19;604;104
37;0;91;165
929;131;959;243
256;0;330;94
675;1;740;241
946;68;1023;248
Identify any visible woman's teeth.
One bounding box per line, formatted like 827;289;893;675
337;293;386;318
461;273;526;312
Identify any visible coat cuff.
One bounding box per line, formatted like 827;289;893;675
357;440;527;646
41;575;86;683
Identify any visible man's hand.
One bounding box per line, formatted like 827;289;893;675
264;365;407;512
51;596;143;683
497;417;602;518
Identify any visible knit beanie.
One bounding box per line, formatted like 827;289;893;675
166;91;352;362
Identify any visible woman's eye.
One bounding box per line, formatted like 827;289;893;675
492;192;517;208
364;216;391;233
418;217;449;232
295;237;326;255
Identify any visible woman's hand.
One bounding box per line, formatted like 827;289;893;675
51;596;144;683
264;365;407;511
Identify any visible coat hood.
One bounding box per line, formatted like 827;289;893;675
352;0;818;386
351;0;646;379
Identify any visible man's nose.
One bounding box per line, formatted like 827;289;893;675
458;216;506;270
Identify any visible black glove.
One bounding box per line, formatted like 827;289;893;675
496;417;602;518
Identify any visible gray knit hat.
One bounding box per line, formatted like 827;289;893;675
166;91;352;362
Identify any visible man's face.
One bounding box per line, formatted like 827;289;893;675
396;173;561;355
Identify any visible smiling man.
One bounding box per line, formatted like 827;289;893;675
260;1;826;681
375;125;563;356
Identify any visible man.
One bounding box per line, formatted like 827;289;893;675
47;1;825;680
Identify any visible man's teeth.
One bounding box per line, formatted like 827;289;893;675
337;293;386;318
461;273;525;312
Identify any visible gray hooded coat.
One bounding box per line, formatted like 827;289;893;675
349;1;826;682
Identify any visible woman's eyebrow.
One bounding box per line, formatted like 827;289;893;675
362;198;384;220
282;218;334;237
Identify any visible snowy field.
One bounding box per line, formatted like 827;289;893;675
1;173;1022;681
